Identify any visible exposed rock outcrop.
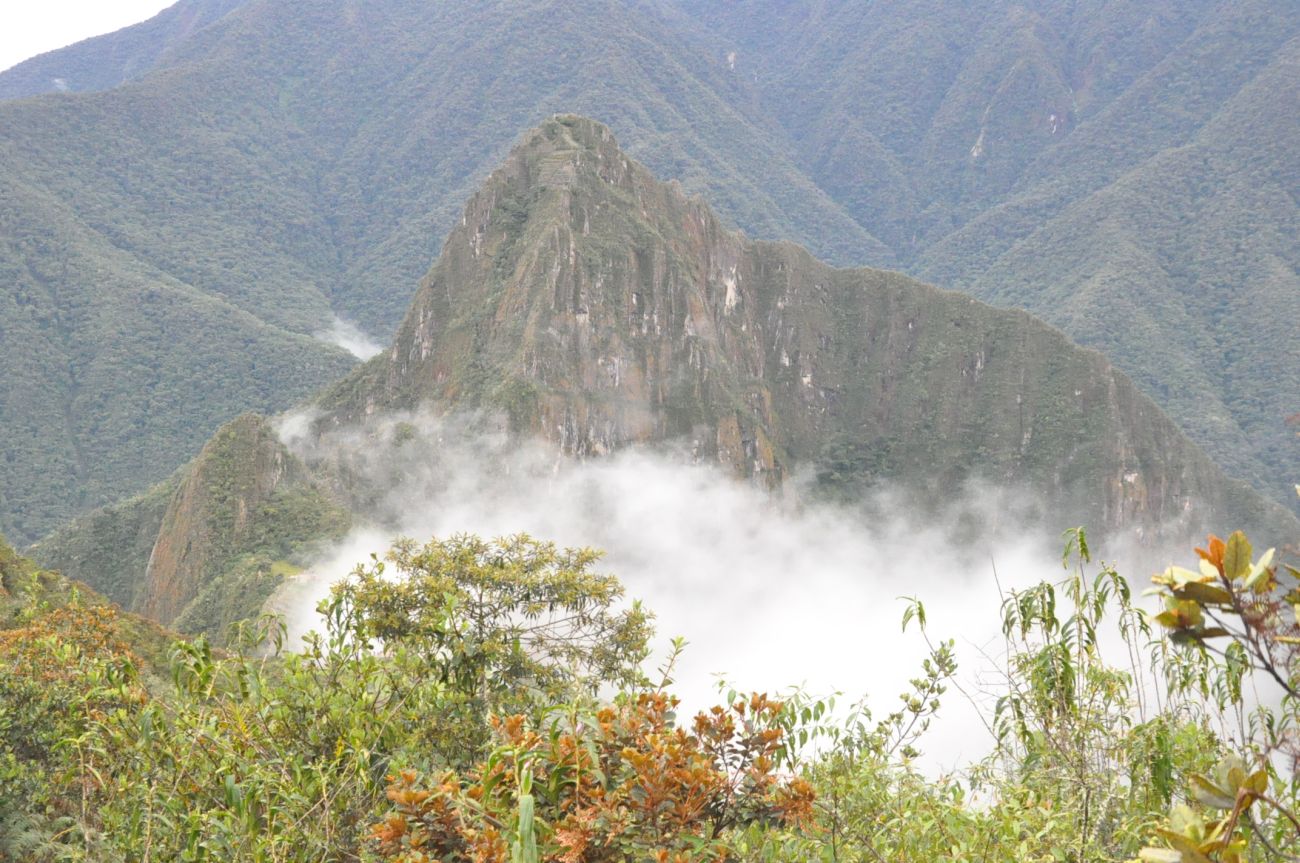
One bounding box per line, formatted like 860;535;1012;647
318;116;1294;539
38;413;350;634
140;414;297;623
36;116;1298;633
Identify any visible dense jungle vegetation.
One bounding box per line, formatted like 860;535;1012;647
1;525;1296;862
2;4;1294;860
1;0;1296;544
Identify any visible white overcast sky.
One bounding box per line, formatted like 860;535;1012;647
0;1;174;73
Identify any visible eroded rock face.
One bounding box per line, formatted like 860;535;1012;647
32;116;1298;633
318;116;1293;540
33;409;352;636
140;413;298;625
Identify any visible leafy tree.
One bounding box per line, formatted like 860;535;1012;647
1140;530;1300;862
743;530;1229;863
0;534;653;862
333;533;653;760
7;526;1300;862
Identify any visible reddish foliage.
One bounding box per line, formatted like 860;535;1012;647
373;692;815;862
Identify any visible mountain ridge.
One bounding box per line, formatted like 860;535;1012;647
317;115;1293;540
0;0;248;98
1;0;1295;546
0;0;893;543
35;115;1296;636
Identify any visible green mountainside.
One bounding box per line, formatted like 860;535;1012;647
0;0;883;545
0;0;1294;544
36;118;1298;638
34;413;349;639
0;0;247;98
318;116;1293;540
678;0;1300;504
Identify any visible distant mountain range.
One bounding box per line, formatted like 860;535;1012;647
34;117;1298;638
1;0;1295;543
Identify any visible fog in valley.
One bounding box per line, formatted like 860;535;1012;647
267;410;1201;772
314;315;384;360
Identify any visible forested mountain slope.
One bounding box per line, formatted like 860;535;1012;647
0;0;247;98
1;0;1294;543
38;118;1298;636
678;0;1299;505
0;0;878;544
319;116;1293;542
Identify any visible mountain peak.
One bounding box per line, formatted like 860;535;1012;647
479;115;637;196
526;114;619;157
476;115;663;222
315;115;1298;542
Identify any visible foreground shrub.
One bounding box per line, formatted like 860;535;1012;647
373;690;814;862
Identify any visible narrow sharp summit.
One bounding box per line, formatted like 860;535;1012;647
318;116;1295;541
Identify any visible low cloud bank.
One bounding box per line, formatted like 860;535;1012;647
313;315;383;360
271;410;1187;771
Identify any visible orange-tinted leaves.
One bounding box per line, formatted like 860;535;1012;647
372;690;811;862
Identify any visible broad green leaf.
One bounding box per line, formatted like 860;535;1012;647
1190;775;1234;810
1243;548;1275;590
1223;532;1252;581
1171;582;1233;605
1154;830;1215;863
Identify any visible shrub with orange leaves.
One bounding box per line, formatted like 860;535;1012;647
0;603;145;762
0;602;136;665
372;691;815;862
0;600;148;860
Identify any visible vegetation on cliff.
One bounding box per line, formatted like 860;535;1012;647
319;116;1296;543
31;115;1294;647
0;0;1295;543
33;413;351;644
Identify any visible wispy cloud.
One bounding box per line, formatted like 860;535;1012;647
313;315;383;360
270;410;1186;772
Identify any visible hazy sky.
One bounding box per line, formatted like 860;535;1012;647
0;1;172;73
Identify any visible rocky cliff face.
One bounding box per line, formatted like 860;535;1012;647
140;413;301;623
36;413;349;635
319;116;1292;539
36;116;1296;635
